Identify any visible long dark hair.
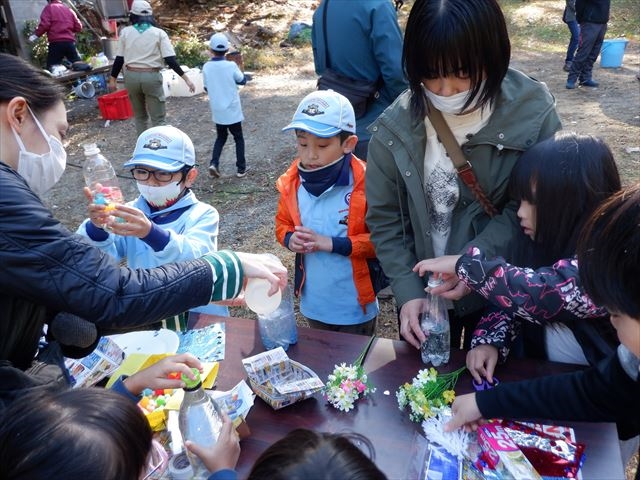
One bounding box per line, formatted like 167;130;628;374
0;388;153;480
578;184;640;318
0;53;65;116
509;132;621;266
248;429;387;480
403;0;510;119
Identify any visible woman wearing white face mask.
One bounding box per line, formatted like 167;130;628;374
77;125;230;329
365;0;563;352
0;53;287;411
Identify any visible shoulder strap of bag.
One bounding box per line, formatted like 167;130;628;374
425;99;499;218
322;0;332;68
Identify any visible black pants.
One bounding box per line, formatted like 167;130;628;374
211;121;246;172
46;41;81;71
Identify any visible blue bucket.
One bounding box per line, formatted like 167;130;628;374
600;38;628;68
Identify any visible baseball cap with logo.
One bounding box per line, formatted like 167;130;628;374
130;0;153;15
282;90;356;138
209;33;230;52
124;126;195;172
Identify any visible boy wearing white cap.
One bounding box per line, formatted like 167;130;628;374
78;125;228;327
202;32;248;178
276;90;379;335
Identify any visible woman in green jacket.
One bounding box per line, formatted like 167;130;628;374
365;0;562;351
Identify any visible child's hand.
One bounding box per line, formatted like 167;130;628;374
413;255;461;277
466;345;499;384
123;353;202;396
83;186;110;229
291;226;332;253
107;204;152;238
186;414;240;473
443;393;485;433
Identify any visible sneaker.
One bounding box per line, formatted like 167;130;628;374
580;79;599;88
563;61;572;72
566;80;577;89
208;165;220;178
236;167;250;178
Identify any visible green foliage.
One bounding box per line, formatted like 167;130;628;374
23;20;47;67
174;34;209;68
23;19;101;67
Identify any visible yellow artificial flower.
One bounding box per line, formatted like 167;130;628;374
443;389;456;404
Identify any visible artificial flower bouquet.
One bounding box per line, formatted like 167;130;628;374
396;366;465;422
324;335;376;412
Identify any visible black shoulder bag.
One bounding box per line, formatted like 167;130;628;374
316;0;379;119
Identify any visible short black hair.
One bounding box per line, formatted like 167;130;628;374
248;429;386;480
578;184;640;318
403;0;510;118
509;132;621;266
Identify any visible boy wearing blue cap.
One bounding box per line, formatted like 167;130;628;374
275;90;379;335
78;125;228;328
203;32;248;178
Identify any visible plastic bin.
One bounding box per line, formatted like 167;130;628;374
97;89;133;120
600;38;628;68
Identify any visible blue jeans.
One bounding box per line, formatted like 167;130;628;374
565;20;580;62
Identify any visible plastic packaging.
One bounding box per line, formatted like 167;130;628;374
178;368;223;479
245;278;282;315
257;283;298;351
420;275;450;366
82;143;124;207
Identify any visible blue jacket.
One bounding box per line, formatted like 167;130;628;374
77;190;228;316
312;0;407;140
0;161;214;371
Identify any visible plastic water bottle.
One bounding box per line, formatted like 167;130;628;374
420;275;450;366
178;368;223;479
257;283;298;351
82;143;124;208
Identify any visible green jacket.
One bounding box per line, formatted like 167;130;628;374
365;68;562;316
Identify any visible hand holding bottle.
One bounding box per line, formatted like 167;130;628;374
185;415;240;474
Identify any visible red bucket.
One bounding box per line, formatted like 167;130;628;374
97;89;133;120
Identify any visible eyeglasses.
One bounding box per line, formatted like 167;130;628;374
131;167;179;183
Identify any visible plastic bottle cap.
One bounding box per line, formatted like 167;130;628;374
427;275;444;289
244;278;282;315
83;143;100;156
180;367;202;389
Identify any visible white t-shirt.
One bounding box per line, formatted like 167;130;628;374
423;106;493;257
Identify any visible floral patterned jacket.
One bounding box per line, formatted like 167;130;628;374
456;247;613;363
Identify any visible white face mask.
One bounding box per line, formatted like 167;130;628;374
136;181;183;209
422;82;485;115
12;107;67;196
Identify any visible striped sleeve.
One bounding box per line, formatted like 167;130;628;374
201;250;244;301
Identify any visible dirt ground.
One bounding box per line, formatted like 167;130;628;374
44;1;640;344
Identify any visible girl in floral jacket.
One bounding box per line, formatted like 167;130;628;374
415;132;621;381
